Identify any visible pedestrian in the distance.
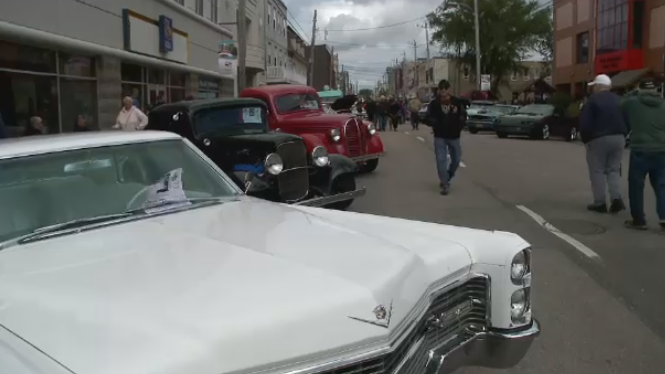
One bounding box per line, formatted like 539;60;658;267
408;96;422;130
426;79;465;195
23;116;46;136
376;96;388;131
620;80;665;231
579;74;629;213
114;96;148;131
73;114;91;132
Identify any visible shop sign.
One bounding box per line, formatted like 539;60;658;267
199;79;219;91
218;40;238;77
594;49;644;74
159;16;174;53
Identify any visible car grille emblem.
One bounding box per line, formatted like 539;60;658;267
348;301;393;329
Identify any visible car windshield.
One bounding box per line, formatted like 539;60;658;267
275;93;321;113
484;106;517;114
193;105;267;136
0;139;238;244
515;104;555;115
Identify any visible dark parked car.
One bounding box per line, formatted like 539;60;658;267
146;98;365;209
467;105;519;134
494;104;580;141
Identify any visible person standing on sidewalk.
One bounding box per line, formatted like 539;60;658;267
376;96;388;131
579;74;629;213
426;79;465;195
408;96;422;130
620;80;665;231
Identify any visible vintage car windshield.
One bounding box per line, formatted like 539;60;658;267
484;105;518;114
515;104;555;116
193;105;267;136
0;139;238;243
274;93;321;113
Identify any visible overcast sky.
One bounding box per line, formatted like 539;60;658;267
283;0;551;89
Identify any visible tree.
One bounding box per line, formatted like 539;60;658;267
427;0;552;96
358;88;374;97
535;15;554;77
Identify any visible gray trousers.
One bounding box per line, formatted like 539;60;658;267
585;134;625;204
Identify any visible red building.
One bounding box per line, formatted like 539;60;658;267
553;0;664;96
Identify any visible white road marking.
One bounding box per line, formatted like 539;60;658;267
404;131;410;135
446;154;467;168
416;136;425;142
515;205;601;259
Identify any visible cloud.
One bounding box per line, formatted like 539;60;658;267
283;0;551;88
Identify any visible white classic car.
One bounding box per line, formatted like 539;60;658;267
0;131;539;374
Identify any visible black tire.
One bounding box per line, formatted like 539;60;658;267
497;132;508;138
469;128;479;134
326;174;356;210
565;127;578;142
363;158;379;173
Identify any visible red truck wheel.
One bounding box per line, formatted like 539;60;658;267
363;159;379;173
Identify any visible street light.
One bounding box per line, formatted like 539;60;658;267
444;0;481;91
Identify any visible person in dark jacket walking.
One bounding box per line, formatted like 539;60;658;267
620;80;665;231
579;74;629;213
426;79;466;195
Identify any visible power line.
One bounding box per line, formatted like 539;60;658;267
324;15;427;32
287;9;310;41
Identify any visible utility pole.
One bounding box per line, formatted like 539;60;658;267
417;22;430;60
308;10;317;87
473;0;482;90
412;40;418;88
237;0;247;92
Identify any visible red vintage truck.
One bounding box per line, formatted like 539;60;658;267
240;85;383;172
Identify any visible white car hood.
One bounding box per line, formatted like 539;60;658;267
0;199;473;374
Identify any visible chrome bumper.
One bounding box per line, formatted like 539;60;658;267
350;154;382;163
293;187;366;207
425;319;540;374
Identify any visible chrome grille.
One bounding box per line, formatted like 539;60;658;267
316;276;489;374
344;119;363;158
276;141;309;202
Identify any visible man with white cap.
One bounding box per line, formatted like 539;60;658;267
579;74;630;213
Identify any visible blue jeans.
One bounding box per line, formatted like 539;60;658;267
377;115;387;131
628;151;665;224
434;137;462;185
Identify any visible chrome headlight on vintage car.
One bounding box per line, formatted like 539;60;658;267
264;153;284;175
511;288;531;324
510;248;531;284
367;123;377;135
311;146;330;167
329;128;341;142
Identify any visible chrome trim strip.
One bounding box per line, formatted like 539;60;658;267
292;188;366;207
350;153;382;162
243;271;487;374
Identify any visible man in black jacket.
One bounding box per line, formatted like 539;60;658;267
579;74;629;213
427;79;466;195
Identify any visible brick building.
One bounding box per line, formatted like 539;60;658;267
553;0;665;97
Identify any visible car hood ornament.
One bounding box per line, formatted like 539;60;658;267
348;301;393;329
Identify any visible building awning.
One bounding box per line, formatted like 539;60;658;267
610;68;650;88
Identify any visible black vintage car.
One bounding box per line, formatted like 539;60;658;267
146;98;365;209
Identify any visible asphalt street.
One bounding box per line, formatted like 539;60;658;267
350;126;665;374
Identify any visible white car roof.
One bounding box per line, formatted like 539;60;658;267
0;131;181;160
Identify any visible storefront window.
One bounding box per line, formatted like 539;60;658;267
60;79;97;132
121;83;144;110
169;87;186;102
59;53;95;77
148;69;166;85
0;40;56;73
0;71;58;136
170;72;187;87
597;0;629;54
121;63;143;82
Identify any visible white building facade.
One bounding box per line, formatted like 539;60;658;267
285;26;308;85
264;0;295;84
0;0;236;136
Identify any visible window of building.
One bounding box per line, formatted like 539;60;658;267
168;72;187;103
195;0;204;15
632;0;644;49
597;0;629;54
174;0;184;5
211;0;218;23
511;71;518;81
523;69;530;81
576;31;589;63
462;66;470;80
198;77;220;99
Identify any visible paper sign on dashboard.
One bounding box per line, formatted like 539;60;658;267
144;168;189;212
242;107;262;123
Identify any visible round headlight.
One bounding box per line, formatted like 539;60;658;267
510;288;531;323
264;153;284;175
311;146;330;167
511;249;530;283
329;128;341;142
367;123;377;135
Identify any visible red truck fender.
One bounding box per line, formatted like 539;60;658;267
298;133;328;152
